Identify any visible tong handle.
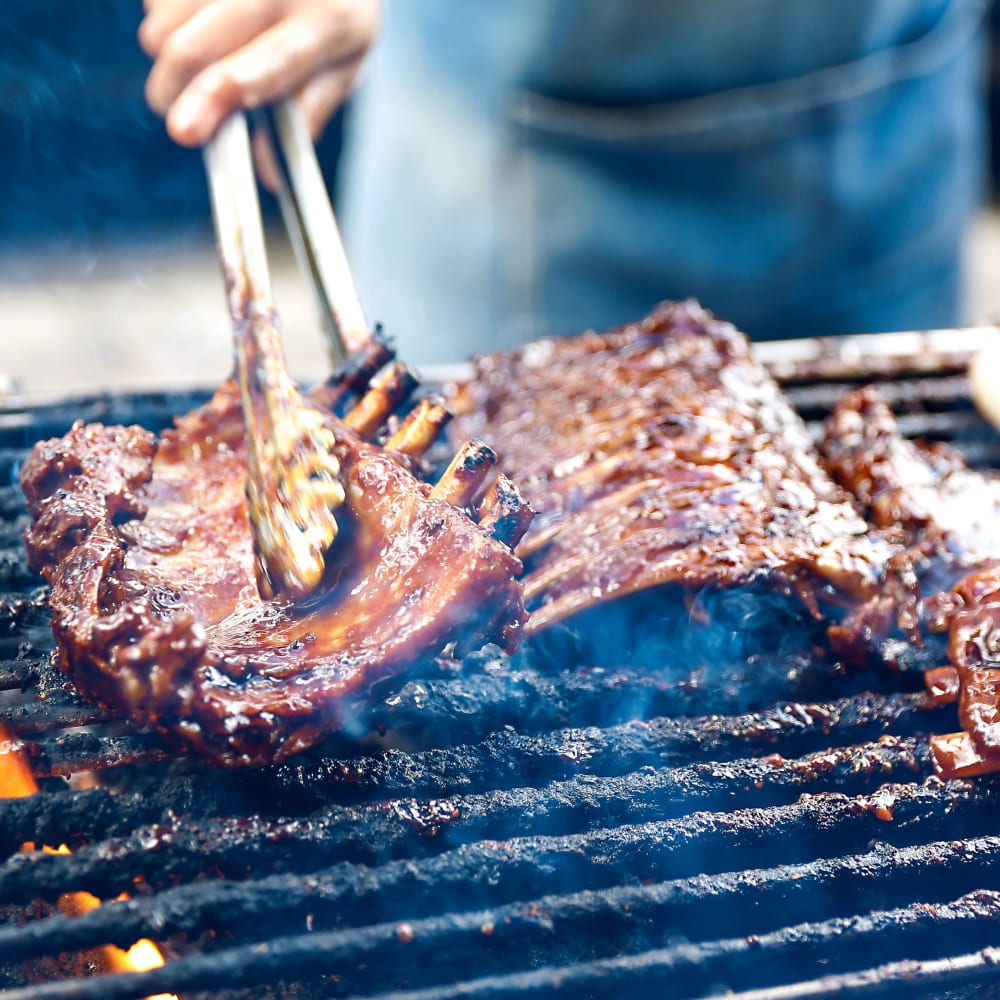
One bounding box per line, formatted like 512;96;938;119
203;112;273;315
260;99;368;365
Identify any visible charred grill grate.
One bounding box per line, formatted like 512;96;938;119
2;344;1000;1000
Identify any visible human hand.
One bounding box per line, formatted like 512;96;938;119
140;0;379;146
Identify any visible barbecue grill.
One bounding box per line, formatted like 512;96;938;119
3;332;1000;1000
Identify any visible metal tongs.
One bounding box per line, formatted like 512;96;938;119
203;100;365;599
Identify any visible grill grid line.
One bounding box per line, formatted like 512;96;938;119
264;692;946;805
4;829;1000;971
0;775;995;908
2;348;1000;998
332;895;1000;1000
6;662;941;777
719;948;1000;1000
0;734;937;858
6;886;1000;1000
2;702;122;735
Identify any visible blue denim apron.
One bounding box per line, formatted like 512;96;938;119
340;0;987;363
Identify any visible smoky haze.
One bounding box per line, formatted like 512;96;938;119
0;4;343;395
0;4;208;251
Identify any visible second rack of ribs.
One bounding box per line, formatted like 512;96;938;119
449;300;911;649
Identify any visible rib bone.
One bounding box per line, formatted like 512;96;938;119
344;363;419;438
430;439;497;507
385;397;453;458
478;475;533;548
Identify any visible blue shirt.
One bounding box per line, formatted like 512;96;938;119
340;0;987;362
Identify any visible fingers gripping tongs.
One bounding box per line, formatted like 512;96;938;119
203;100;365;599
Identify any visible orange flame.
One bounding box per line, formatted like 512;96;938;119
0;724;37;797
0;722;175;996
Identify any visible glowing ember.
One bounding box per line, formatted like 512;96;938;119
0;724;37;797
0;722;175;996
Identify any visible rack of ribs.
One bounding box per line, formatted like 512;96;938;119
20;356;530;767
448;300;913;658
819;387;1000;779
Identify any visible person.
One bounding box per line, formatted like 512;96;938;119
141;0;990;364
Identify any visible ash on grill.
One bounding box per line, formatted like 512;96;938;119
3;346;1000;1000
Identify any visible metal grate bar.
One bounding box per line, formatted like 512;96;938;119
17;732;172;776
782;374;975;414
4;670;943;783
3;828;999;972
0;734;934;871
5;887;1000;1000
0;736;931;856
721;947;1000;1000
0;659;39;690
2;701;121;735
267;692;946;806
332;896;1000;1000
0;588;49;638
357;659;927;749
0;775;993;908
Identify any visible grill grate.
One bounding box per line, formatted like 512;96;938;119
2;342;1000;999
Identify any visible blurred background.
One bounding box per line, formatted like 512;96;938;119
3;1;1000;394
1;1;344;394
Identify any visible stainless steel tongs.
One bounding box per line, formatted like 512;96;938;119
203;100;364;599
254;100;369;365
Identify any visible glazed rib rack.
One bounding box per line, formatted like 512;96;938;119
3;335;1000;999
